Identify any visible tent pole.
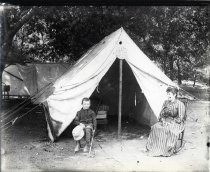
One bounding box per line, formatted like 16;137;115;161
118;59;123;138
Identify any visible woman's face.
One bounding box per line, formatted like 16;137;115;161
167;92;176;102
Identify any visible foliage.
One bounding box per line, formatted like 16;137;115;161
1;5;209;84
138;6;209;83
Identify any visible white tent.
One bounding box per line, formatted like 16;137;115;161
44;27;177;141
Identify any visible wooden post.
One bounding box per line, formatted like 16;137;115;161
118;59;123;138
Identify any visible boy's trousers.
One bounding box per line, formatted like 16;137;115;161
84;124;93;144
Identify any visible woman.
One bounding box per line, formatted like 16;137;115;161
146;86;186;157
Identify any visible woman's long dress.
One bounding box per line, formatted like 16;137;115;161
146;99;186;157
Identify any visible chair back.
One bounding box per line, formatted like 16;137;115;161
178;98;189;121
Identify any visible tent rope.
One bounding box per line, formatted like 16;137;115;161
178;87;199;101
1;82;52;119
4;70;24;81
1;83;47;119
1;99;34;121
1;103;41;131
1;83;52;123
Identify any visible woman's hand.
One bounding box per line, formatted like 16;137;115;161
159;118;166;126
175;118;181;124
162;120;167;126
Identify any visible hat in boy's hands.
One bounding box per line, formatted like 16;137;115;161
72;125;84;141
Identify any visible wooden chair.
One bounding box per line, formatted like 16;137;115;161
177;98;189;148
178;130;185;148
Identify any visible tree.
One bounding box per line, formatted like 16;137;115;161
13;6;134;63
2;5;208;86
139;6;209;84
0;5;40;70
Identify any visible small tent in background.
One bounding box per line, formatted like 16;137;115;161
2;64;70;98
17;64;70;96
2;65;30;98
42;27;177;141
1;63;71;131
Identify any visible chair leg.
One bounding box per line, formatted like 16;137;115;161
89;130;95;155
180;130;185;147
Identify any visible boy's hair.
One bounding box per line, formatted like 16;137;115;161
166;86;178;97
81;97;91;104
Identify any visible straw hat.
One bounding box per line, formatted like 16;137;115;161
72;125;84;141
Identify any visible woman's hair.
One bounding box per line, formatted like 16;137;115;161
166;86;178;96
81;97;91;104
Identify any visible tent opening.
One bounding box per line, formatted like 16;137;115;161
89;58;155;131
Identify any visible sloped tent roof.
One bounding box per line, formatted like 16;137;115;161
45;27;177;141
2;65;30;96
17;64;70;96
2;64;70;98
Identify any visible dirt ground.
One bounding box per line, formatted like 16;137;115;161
1;100;210;172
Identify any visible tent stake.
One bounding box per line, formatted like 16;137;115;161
118;59;123;138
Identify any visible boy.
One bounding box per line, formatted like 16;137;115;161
74;97;97;152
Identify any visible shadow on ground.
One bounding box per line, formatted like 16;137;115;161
1;100;209;172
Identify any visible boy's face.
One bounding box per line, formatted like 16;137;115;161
82;100;90;110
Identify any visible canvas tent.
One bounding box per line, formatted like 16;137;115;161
42;27;177;141
1;64;71;132
2;64;70;98
2;65;30;98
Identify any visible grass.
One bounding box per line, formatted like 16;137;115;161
179;80;210;101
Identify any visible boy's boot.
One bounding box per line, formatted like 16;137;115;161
83;142;90;152
74;141;81;152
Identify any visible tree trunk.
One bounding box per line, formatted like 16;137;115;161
0;10;3;101
163;50;168;75
163;58;167;74
193;70;197;87
1;6;39;73
176;59;182;85
7;7;39;43
169;55;174;80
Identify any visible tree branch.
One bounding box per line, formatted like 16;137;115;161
8;6;39;42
